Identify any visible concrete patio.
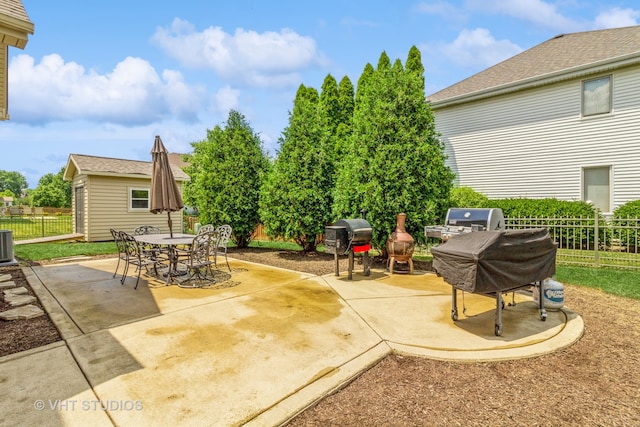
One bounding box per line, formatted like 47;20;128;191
1;257;583;426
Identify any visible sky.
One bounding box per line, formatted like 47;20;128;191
2;0;639;188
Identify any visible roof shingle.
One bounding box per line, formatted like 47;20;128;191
66;154;189;181
428;25;640;104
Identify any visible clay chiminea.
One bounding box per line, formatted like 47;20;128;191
386;213;415;274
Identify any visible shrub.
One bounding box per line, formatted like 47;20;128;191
448;187;489;208
613;200;640;252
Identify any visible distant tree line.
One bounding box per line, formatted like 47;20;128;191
184;46;455;255
0;168;71;208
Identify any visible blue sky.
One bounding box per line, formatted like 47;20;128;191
3;0;639;188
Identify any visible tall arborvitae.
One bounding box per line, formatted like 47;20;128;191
335;76;355;160
259;85;332;252
184;110;270;247
333;48;454;252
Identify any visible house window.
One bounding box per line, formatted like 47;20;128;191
129;188;150;211
582;76;611;116
583;166;611;213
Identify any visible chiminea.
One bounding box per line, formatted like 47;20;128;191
386;213;415;274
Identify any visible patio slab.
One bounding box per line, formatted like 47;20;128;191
0;256;584;426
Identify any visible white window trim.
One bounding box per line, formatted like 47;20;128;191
128;187;150;212
581;74;613;118
581;166;613;214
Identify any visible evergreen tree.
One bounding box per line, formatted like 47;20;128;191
333;48;454;253
184;110;269;247
335;76;355;159
259;85;332;252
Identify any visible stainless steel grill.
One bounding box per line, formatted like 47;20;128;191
425;208;505;241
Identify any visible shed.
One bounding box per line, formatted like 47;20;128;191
63;153;190;242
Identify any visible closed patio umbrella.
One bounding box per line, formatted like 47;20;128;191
150;135;184;237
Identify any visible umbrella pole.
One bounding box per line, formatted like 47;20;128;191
168;212;173;238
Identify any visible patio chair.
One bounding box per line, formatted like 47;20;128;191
197;224;214;235
110;228;128;280
134;225;162;235
176;231;216;288
120;231;161;289
133;225;168;261
213;224;232;271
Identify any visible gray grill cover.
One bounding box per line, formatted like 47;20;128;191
431;228;557;293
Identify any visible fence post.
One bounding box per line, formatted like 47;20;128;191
41;216;45;238
594;210;599;268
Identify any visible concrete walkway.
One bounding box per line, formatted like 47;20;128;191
1;257;584;426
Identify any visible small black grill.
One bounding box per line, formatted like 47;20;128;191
325;213;372;279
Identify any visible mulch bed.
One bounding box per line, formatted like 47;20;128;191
0;265;61;357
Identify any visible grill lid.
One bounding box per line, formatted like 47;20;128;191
445;208;504;230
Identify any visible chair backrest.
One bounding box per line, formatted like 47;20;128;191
110;229;127;253
189;232;213;265
120;231;144;260
215;225;232;248
134;225;162;235
198;224;215;235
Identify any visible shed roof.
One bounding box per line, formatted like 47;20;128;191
428;25;640;106
63;154;190;182
0;0;34;49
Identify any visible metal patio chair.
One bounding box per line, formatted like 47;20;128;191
120;231;161;289
176;231;216;288
133;225;168;262
110;228;128;281
213;224;232;271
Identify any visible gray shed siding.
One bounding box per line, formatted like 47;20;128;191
434;64;640;213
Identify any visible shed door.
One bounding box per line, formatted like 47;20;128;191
75;186;85;234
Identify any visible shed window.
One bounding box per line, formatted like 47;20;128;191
129;188;150;211
582;166;611;213
582;76;611;116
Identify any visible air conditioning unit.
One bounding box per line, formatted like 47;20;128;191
0;230;14;262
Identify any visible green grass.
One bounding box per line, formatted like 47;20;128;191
555;265;640;300
12;240;640;300
0;216;73;240
14;241;117;261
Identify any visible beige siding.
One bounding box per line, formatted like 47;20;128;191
1;44;7;120
85;176;184;242
434;64;640;213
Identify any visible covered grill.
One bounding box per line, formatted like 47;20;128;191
325;216;372;279
430;228;557;336
425;208;505;241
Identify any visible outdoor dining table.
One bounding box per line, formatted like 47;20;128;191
134;233;194;284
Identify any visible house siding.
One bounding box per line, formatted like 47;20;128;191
434;64;640;213
79;175;183;242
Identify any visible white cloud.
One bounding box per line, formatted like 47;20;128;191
213;85;240;114
465;0;584;32
594;7;639;29
437;28;522;68
8;54;206;125
151;18;324;88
